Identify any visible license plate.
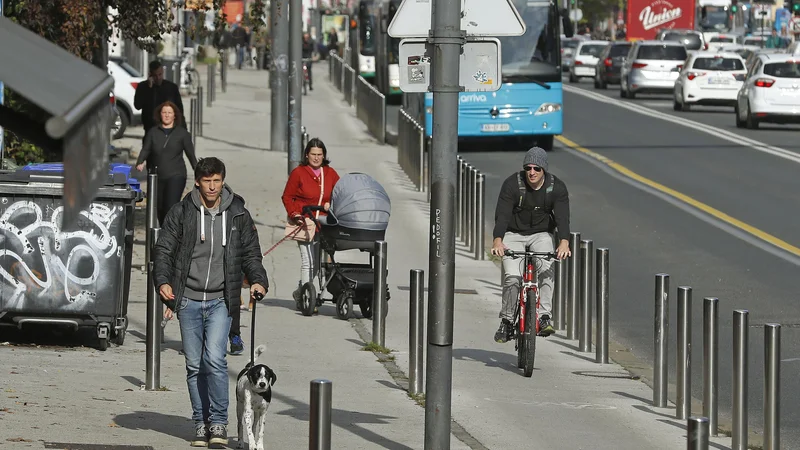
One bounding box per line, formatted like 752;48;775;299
709;78;730;84
482;123;510;132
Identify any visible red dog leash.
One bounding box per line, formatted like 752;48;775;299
262;225;303;256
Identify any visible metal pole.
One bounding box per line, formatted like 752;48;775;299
288;0;303;173
732;309;749;450
409;269;425;396
145;227;161;391
211;63;216;103
703;297;719;436
687;417;710;450
474;173;485;260
190;98;197;147
372;241;387;347
221;50;228;93
764;323;780;450
309;379;332;450
677;286;692;420
271;0;289;159
470;167;479;253
206;64;213;107
456;157;463;240
596;248;609;364
557;258;567;331
578;239;593;352
424;0;462;444
653;273;669;408
566;232;580;340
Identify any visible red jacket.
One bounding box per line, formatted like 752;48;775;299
282;165;340;219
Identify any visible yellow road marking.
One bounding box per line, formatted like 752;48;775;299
555;135;800;258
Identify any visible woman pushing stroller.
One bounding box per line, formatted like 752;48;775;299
281;138;340;307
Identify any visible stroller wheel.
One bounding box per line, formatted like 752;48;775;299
300;282;317;317
359;299;372;319
336;291;354;320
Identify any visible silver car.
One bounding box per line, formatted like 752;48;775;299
620;41;688;99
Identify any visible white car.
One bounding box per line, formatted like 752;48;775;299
735;53;800;129
107;57;146;137
705;34;738;51
673;52;747;111
569;40;609;82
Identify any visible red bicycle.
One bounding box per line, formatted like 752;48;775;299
504;249;556;377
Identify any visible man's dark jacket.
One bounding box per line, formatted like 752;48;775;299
133;80;185;132
153;187;269;315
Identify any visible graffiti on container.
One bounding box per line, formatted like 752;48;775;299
0;199;123;312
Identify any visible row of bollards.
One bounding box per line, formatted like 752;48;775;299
396;109;426;192
456;157;486;261
652;274;782;450
551;232;610;364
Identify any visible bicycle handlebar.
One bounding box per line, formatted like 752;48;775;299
503;250;557;260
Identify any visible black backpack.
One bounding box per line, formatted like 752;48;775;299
515;171;557;233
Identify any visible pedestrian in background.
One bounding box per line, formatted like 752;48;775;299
136;101;198;226
134;60;185;142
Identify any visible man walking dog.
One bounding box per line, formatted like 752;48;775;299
155;157;269;448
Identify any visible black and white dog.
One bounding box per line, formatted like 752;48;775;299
236;345;277;450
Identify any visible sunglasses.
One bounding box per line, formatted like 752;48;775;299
523;165;543;173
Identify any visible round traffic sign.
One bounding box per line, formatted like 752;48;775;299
569;8;583;22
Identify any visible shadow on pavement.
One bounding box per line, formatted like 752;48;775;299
113;411;194;442
273;391;414;450
452;347;531;375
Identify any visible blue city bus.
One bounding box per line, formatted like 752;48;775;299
415;0;572;151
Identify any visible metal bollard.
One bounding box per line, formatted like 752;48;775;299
206;64;213;107
172;62;180;84
221;51;228;93
145;227;161;391
309;379;332;450
578;239;593;352
372;241;388;347
470;168;479;253
596;248;609;364
459;160;468;241
703;297;719;436
456;157;463;240
465;165;475;248
566;232;580;340
677;286;692;419
197;86;204;136
653;273;669;408
558;258;568;331
409;269;425;396
190;98;197;145
211;63;217;103
732;309;749;450
764;323;781;450
687;417;710;450
474;174;485;260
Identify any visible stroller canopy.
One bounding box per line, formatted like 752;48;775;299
330;173;391;231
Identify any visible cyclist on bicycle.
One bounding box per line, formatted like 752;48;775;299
302;33;316;91
490;147;572;343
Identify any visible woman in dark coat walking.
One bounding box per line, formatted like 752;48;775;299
136;101;198;225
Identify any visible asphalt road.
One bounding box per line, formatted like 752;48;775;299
462;79;800;446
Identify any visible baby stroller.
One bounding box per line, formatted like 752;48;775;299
298;173;391;320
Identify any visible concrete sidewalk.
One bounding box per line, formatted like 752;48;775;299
0;67;730;449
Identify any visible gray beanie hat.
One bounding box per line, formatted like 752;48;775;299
522;147;548;172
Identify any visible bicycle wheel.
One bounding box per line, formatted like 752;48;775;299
523;295;537;377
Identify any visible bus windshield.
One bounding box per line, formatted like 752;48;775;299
499;0;559;83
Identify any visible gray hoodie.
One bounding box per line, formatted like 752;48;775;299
184;185;235;300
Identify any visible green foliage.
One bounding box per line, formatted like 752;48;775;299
579;0;623;28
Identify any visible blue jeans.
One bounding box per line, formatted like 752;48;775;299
178;297;231;426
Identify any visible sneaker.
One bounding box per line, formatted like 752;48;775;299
208;424;227;448
229;335;244;355
190;423;209;447
538;315;555;337
494;319;513;343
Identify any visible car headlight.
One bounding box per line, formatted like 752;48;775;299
535;103;562;115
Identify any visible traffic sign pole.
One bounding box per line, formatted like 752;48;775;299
424;0;463;447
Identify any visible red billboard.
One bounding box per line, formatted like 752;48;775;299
626;0;695;41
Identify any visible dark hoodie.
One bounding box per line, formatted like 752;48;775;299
184;185;235;300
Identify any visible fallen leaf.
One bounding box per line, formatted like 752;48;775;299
109;422;119;428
